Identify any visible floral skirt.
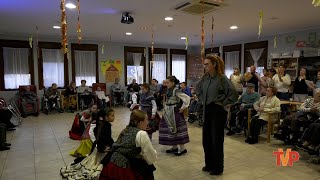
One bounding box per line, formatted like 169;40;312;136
61;148;106;179
63;95;78;109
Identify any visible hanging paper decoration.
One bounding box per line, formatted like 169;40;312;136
29;35;33;48
101;44;105;54
151;27;154;65
211;16;214;51
258;10;263;38
77;0;82;44
273;36;277;49
312;0;320;6
201;0;205;63
61;0;68;54
185;37;188;50
36;26;40;58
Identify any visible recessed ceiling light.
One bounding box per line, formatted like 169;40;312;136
126;32;132;35
230;25;238;30
140;27;148;30
66;3;76;9
53;25;61;29
165;17;173;21
181;37;186;40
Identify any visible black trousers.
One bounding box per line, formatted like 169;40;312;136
203;103;227;172
0;123;6;146
302;123;320;146
0;109;14;128
249;116;267;141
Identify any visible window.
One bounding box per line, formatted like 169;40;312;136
244;41;268;77
149;48;167;83
223;44;242;78
170;49;187;82
124;46;146;85
3;47;30;89
0;40;34;90
38;42;68;89
71;44;98;86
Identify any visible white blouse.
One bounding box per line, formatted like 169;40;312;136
135;130;157;165
253;96;281;122
272;74;291;93
230;74;244;92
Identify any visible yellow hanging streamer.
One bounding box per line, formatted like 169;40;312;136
258;11;263;38
101;45;105;54
274;36;277;49
185;37;188;50
312;0;320;6
29;35;33;48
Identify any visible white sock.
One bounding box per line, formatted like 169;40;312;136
179;144;185;151
172;145;178;149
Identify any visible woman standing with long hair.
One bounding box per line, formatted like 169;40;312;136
196;55;238;175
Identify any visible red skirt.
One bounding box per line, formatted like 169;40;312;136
99;162;154;180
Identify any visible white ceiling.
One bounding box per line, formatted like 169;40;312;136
0;0;319;46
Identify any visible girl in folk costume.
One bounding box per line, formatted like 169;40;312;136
159;76;191;156
61;108;115;179
139;83;160;140
69;104;98;140
99;109;157;180
70;105;98;157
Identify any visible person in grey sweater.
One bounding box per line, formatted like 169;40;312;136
227;83;260;135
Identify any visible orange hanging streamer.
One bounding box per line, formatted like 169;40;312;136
77;0;82;44
61;0;68;54
201;0;205;64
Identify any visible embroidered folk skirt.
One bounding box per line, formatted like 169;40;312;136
159;110;190;145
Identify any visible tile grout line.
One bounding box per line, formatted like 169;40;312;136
48;115;67;166
0;124;13;178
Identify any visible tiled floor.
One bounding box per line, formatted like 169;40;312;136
1;107;320;180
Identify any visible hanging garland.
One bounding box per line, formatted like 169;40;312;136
185;36;188;50
77;0;82;44
201;0;205;64
274;35;277;49
36;26;40;58
61;0;68;54
312;0;320;6
258;10;263;38
211;16;214;51
151;27;154;67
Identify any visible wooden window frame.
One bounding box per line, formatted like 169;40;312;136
38;42;68;89
244;41;268;70
0;40;34;91
205;47;220;56
124;46;146;85
170;49;187;83
71;43;99;84
148;48;168;83
223;44;242;70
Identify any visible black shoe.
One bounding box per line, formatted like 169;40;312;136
226;130;235;136
248;139;258;144
166;148;178;153
174;149;187;156
209;170;223;175
202;166;210;172
7;128;16;131
5;143;11;146
0;146;10;151
245;137;252;143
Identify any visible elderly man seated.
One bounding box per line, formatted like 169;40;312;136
274;89;320;144
227;83;260;135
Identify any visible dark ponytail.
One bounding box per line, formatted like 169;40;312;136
167;75;180;85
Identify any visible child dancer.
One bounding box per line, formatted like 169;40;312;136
61;108;115;179
139;83;159;140
159;76;190;156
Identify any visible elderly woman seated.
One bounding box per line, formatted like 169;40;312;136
99;109;157;180
245;86;281;144
275;89;320;145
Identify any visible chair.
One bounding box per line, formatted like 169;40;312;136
266;112;281;143
60;89;79;111
92;83;112;108
17;85;40;117
42;87;63;114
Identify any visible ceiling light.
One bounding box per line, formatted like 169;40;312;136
126;32;132;35
181;37;186;40
230;25;238;30
66;3;76;9
53;26;61;29
140;27;148;30
165;17;173;21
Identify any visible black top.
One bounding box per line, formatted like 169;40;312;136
127;83;140;92
293;77;309;94
65;86;77;97
247;73;259;92
96;121;114;153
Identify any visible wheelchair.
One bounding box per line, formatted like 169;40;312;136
17;85;40;117
188;99;203;126
42;87;63;115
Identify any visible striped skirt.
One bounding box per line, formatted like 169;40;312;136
159;110;190;145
